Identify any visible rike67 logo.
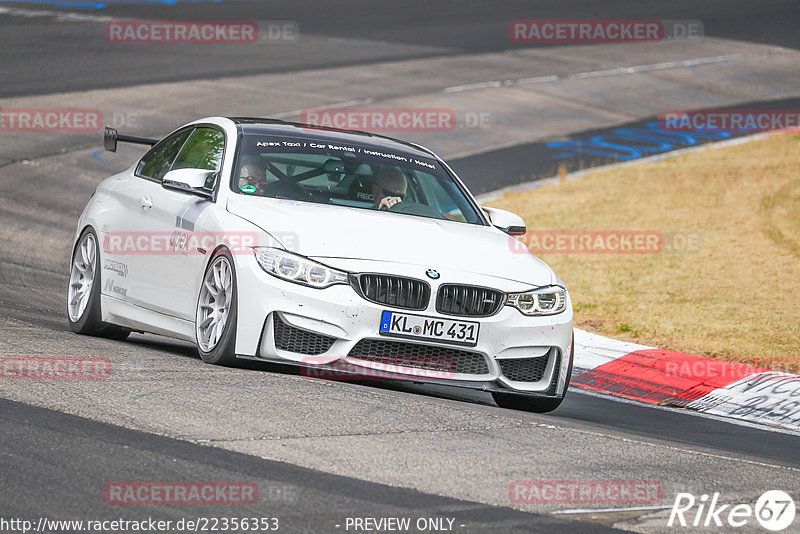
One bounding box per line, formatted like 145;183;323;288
669;490;796;531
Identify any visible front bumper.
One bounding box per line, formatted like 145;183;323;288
233;253;573;395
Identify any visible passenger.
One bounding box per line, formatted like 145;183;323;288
238;157;270;194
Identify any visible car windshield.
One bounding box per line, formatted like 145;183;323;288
232;134;484;225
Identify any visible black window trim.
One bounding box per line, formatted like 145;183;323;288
134;124;228;203
436;157;490;227
134;126;195;183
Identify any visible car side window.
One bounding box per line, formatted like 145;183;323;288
137;129;193;182
171;127;225;188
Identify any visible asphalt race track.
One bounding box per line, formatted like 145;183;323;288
1;2;799;533
1;398;614;533
1;0;799;98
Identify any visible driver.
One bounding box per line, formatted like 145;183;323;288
372;167;407;210
238;156;270;194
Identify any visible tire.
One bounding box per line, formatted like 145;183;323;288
195;249;238;366
492;332;574;413
67;228;131;341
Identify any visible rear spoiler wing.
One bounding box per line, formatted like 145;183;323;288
104;127;159;152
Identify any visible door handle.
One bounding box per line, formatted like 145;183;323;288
139;195;153;211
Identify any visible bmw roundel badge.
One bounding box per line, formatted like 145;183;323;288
426;269;440;279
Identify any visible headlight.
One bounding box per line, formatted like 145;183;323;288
254;248;349;288
506;286;567;316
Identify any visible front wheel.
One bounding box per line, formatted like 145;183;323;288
67;228;131;340
196;250;238;366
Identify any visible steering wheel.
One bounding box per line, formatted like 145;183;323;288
267;181;315;201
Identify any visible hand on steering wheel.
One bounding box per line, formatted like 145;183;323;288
378;196;402;210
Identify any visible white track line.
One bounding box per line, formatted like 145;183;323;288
270;98;374;120
443;54;744;93
551;505;674;515
442;81;504;93
0;6;122;23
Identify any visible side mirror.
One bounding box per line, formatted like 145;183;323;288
162;168;216;201
482;206;526;236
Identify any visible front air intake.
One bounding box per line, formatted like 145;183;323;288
273;314;336;355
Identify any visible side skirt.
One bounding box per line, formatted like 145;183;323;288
101;294;195;342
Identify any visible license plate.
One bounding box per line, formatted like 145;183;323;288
379;311;479;346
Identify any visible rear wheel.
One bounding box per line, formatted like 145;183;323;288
195;250;238;366
67;228;131;340
492;334;574;413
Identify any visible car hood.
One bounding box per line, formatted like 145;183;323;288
227;196;555;286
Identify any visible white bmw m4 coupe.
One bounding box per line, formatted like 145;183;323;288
68;117;574;412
